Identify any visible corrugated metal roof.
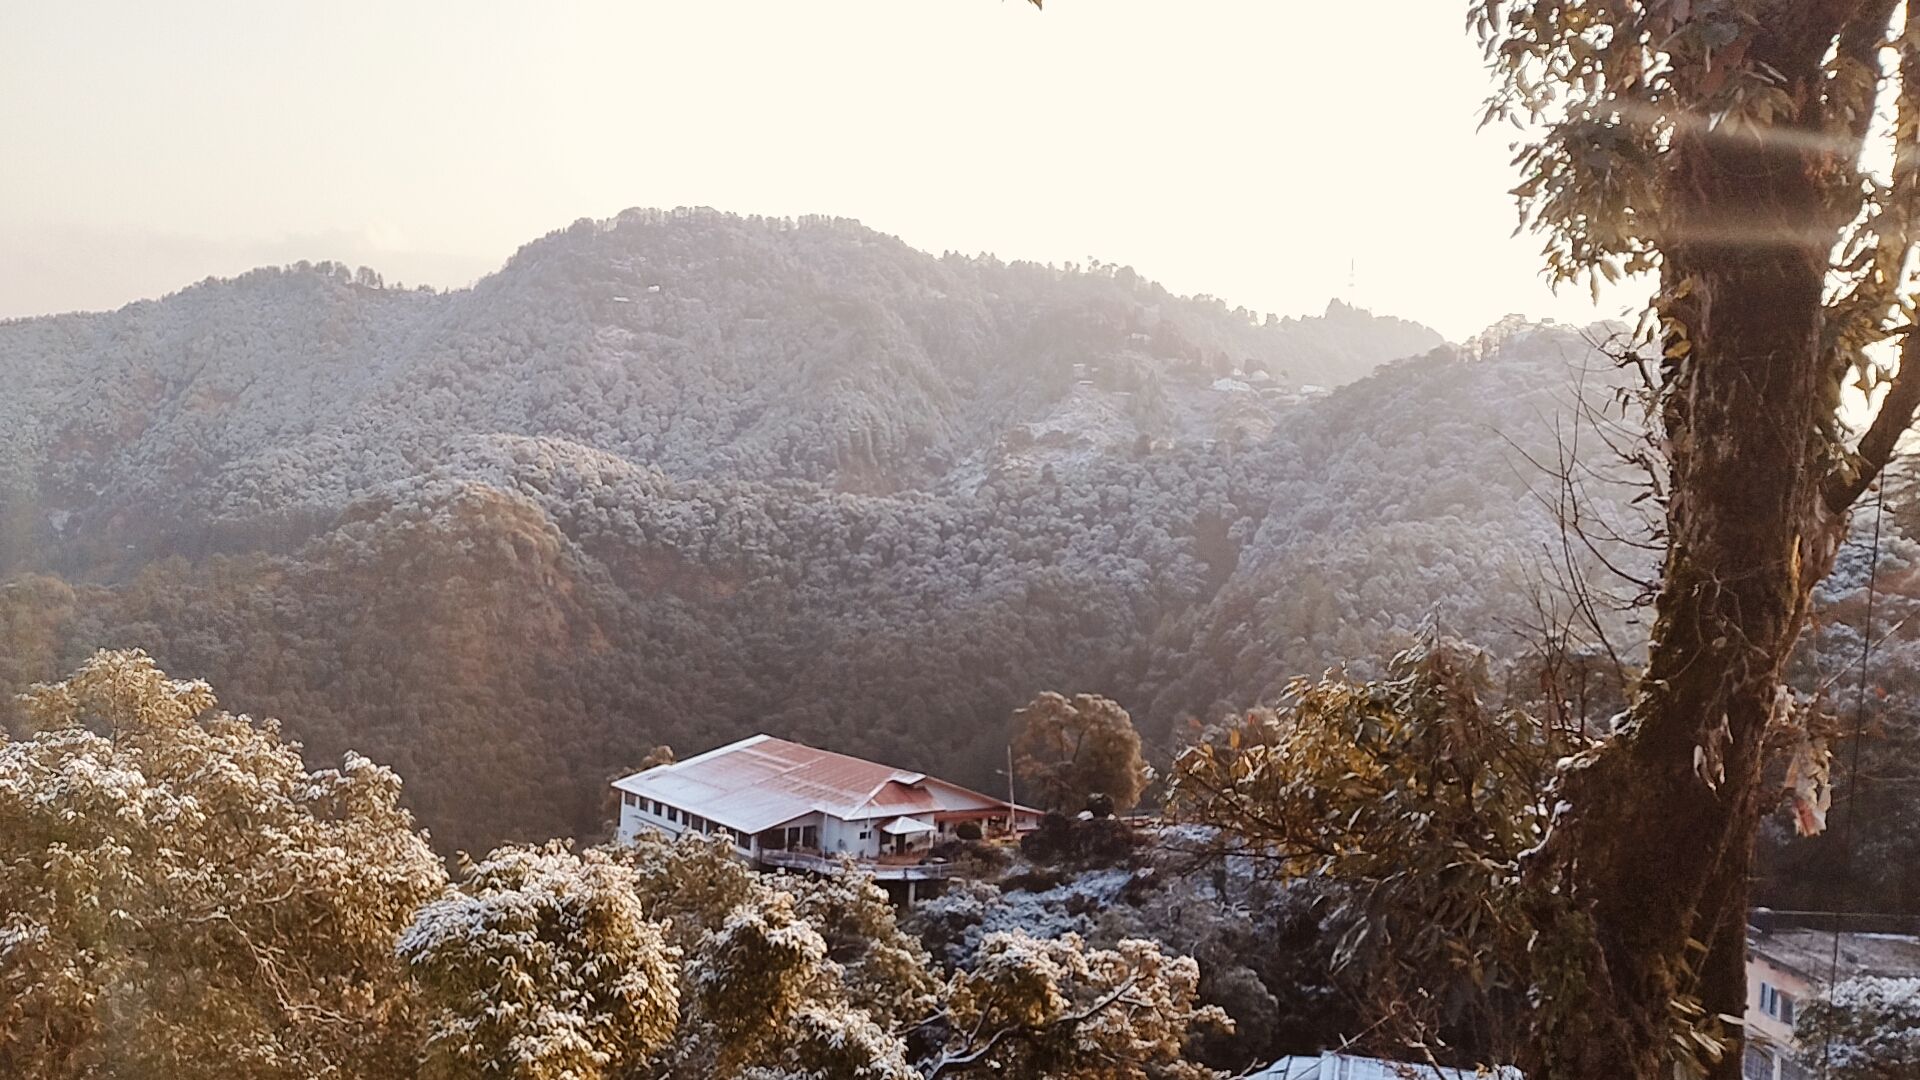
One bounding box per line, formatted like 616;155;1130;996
610;734;1018;836
1250;1053;1520;1079
1750;927;1920;984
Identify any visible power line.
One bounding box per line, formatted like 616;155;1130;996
1821;487;1885;1078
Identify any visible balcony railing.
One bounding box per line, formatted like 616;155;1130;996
756;848;952;880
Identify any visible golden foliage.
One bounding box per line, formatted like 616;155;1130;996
938;931;1229;1080
1475;0;1920;377
1168;637;1576;1062
0;649;447;1080
1012;692;1154;813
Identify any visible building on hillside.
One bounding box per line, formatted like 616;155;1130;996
611;734;1040;896
1744;909;1920;1080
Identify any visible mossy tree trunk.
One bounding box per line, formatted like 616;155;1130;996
1523;7;1920;1076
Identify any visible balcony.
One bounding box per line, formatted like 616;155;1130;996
756;848;953;881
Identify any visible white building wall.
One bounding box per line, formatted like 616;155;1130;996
890;813;938;852
821;815;881;858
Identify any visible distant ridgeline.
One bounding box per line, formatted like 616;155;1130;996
3;207;1648;855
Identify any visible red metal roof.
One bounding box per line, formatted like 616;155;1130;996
610;734;1015;836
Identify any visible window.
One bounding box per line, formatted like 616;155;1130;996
859;830;870;840
651;800;662;815
667;807;678;823
1760;982;1795;1024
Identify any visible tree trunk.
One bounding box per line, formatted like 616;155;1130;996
1525;12;1860;1078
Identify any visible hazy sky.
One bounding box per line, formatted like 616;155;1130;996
0;1;1643;340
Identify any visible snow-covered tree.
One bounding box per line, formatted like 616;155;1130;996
932;930;1228;1080
771;866;940;1030
681;889;915;1080
610;830;759;954
1795;977;1920;1080
398;842;680;1080
0;648;446;1080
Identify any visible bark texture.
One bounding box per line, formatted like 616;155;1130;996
1523;3;1919;1077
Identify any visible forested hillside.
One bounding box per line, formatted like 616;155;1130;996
2;208;1644;855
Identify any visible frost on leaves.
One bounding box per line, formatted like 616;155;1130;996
398;842;679;1080
0;648;446;1080
934;931;1228;1080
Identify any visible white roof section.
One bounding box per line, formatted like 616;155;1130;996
883;816;937;836
1250;1054;1519;1080
611;734;1026;836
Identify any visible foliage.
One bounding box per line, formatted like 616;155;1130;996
690;892;833;1059
1168;636;1575;1065
770;868;941;1030
610;830;759;954
1017;812;1145;869
933;930;1228;1080
397;842;681;1080
1013;692;1154;813
1474;0;1920;363
1795;977;1920;1080
0;648;446;1080
634;840;1225;1080
680;890;916;1080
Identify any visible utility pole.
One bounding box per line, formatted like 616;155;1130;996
1006;743;1016;837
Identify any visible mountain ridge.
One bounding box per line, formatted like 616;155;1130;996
1;208;1617;855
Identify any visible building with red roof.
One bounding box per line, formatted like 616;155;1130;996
611;734;1040;885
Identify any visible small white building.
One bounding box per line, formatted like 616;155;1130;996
611;734;1040;885
1743;910;1920;1080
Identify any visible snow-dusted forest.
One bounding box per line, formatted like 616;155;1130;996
2;208;1906;916
0;209;1598;853
7;208;1920;1077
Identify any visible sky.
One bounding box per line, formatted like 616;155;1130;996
0;0;1645;341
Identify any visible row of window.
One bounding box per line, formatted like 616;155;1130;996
621;790;749;850
621;791;925;853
